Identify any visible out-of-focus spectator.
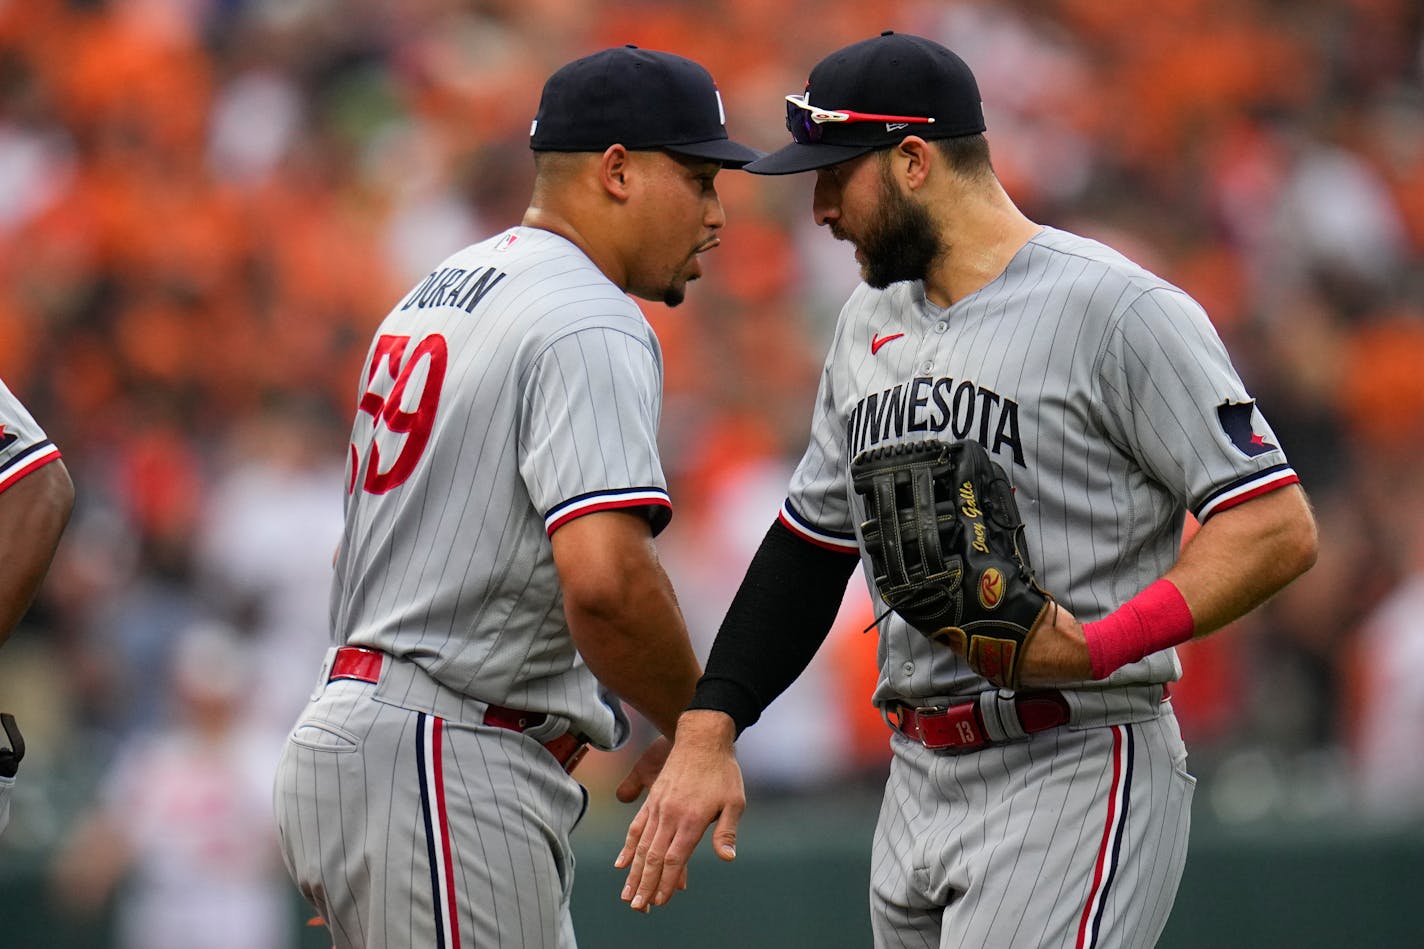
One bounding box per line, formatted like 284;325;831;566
1269;136;1409;303
50;621;295;949
1347;484;1424;820
194;402;344;744
1350;570;1424;819
59;415;207;738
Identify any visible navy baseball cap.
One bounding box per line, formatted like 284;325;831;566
745;31;986;175
530;46;762;168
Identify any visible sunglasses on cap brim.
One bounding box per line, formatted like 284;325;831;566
784;93;936;145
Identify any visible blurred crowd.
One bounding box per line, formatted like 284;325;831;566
2;0;1424;941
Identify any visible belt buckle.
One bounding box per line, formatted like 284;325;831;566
911;703;987;753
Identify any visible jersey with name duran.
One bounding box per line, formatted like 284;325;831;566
784;226;1298;704
0;378;61;495
333;226;672;750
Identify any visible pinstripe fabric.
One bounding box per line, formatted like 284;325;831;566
0;377;61;495
275;672;586;949
868;707;1192;948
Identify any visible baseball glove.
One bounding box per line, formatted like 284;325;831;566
850;438;1053;689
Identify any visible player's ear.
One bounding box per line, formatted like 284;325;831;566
600;145;634;200
894;136;933;191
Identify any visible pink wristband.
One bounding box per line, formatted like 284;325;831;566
1083;578;1194;680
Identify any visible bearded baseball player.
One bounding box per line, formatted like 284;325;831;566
272;46;759;948
0;375;74;836
618;32;1319;948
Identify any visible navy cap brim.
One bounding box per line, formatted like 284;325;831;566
665;137;765;168
743;141;879;175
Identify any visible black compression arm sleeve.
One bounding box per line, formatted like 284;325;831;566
687;519;862;736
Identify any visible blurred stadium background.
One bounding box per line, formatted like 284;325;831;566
1;0;1422;946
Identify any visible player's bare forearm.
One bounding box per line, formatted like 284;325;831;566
616;709;743;911
1165;484;1317;635
1019;484;1318;686
0;461;74;644
553;509;701;737
570;594;701;738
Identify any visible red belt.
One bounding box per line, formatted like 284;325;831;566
891;691;1070;753
330;646;589;774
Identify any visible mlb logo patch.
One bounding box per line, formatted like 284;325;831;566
1216;400;1275;457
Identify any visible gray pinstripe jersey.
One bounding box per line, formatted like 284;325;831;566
781;226;1299;708
0;377;60;496
332;226;672;750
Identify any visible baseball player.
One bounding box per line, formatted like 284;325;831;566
0;374;74;836
272;46;759;948
618;32;1319;948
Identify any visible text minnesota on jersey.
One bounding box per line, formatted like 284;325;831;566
847;374;1025;467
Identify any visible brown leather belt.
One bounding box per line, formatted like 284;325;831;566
890;690;1071;754
330;645;589;774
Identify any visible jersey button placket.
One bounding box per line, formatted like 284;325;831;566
918;320;948;374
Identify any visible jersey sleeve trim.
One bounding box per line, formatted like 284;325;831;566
778;499;860;553
0;441;61;495
1195;465;1300;521
545;487;673;537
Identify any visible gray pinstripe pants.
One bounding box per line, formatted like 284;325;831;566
273;676;587;949
870;706;1193;949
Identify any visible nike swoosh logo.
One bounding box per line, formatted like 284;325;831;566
870;332;905;355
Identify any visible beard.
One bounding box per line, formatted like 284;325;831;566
846;164;944;289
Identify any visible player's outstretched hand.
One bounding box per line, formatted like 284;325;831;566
1015;601;1094;685
615;710;744;912
615;737;690;895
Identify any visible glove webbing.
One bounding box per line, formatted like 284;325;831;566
861;460;957;633
872;461;946;587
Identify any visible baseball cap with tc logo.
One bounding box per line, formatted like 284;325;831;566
530;45;763;168
746;31;987;175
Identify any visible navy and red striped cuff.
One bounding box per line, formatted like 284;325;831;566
0;441;61;495
544;486;672;537
776;499;859;554
1195;464;1299;521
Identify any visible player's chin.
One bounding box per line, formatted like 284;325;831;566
661;257;705;307
661;277;691;308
